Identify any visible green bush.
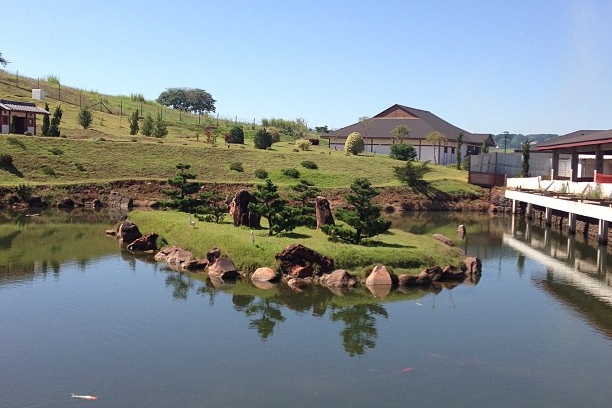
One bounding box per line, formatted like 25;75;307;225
254;168;268;179
48;147;63;155
0;154;13;167
296;139;311;151
254;128;273;149
300;160;318;170
281;168;300;178
393;160;433;187
24;131;32;136
75;163;86;172
14;183;32;201
229;162;244;172
344;132;365;155
41;165;56;176
389;143;417;161
226;126;244;144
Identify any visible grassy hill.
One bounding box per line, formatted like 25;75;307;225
0;69;483;197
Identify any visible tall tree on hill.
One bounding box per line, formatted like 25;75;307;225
141;114;153;136
153;113;168;138
456;132;463;170
48;105;63;137
77;107;93;129
41;103;50;136
425;131;447;165
520;138;530;177
157;87;216;114
0;52;9;66
248;179;301;236
129;109;139;135
391;125;410;144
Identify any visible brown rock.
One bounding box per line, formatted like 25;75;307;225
418;265;443;283
441;265;466;281
251;267;278;282
57;197;75;209
117;220;142;245
206;247;222;264
398;273;419;287
290;264;313;278
275;243;334;275
462;256;482;274
182;259;209;270
315;196;335;230
154;245;179;262
229;189;260;228
433;233;454;247
166;248;193;265
109;191;133;209
127;233;158;251
322;269;358;287
367;284;392;298
208;257;240;280
366;264;395;286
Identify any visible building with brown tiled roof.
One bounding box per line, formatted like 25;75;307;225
320;104;494;165
0;99;49;135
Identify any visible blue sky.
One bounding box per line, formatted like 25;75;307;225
2;0;612;135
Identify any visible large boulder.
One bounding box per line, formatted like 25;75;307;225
320;269;358;288
127;233;158;252
109;191;133;209
251;267;278;282
208;257;240;280
117;220;142;245
365;264;396;286
229;189;260;228
57;197;75;209
315;196;334;230
275;243;335;276
462;256;482;274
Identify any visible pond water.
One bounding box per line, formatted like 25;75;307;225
1;210;612;408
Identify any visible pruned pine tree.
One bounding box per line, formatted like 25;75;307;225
153;113;168;138
129;109;139;135
322;178;390;244
141;114;154;136
77;107;93;129
249;179;301;236
41;103;50;136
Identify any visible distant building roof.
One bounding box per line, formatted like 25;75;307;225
535;129;612;150
0;99;49;114
322;104;494;146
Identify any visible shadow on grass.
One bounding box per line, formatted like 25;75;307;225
361;240;413;249
411;182;452;201
0;164;24;178
282;232;311;239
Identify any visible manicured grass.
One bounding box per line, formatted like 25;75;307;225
128;210;466;276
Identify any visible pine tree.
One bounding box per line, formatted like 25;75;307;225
77;107;93;129
129;109;139;135
41;103;50;136
322;178;391;244
141;114;153;136
249;179;300;236
456;132;463;170
48;105;63;137
153;113;167;138
166;163;201;211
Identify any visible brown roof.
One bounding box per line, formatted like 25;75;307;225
322;104;493;146
0;99;49;114
535;129;612;151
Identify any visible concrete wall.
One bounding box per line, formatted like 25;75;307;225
470;152;573;179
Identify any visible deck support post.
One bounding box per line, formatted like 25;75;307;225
526;203;533;220
545;207;553;226
598;219;608;245
568;213;577;234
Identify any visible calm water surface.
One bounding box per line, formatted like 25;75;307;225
1;210;611;408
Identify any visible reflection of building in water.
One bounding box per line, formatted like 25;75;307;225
504;215;612;338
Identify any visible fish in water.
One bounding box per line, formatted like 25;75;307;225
71;393;98;401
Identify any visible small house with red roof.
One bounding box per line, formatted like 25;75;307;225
0;99;49;135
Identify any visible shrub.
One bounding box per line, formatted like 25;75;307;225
14;183;32;201
393;160;433;187
226;126;244;144
75;163;86;172
77;107;93;129
41;165;56;176
308;138;320;145
229;162;244;172
300;160;318;170
282;168;300;178
48;147;63;155
254;168;268;179
0;154;13;167
296;139;311;151
389;143;417;161
292;148;299;152
141;114;154;136
344;132;364;155
254;128;273;149
24;131;32;136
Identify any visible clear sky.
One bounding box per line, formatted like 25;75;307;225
2;0;612;135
